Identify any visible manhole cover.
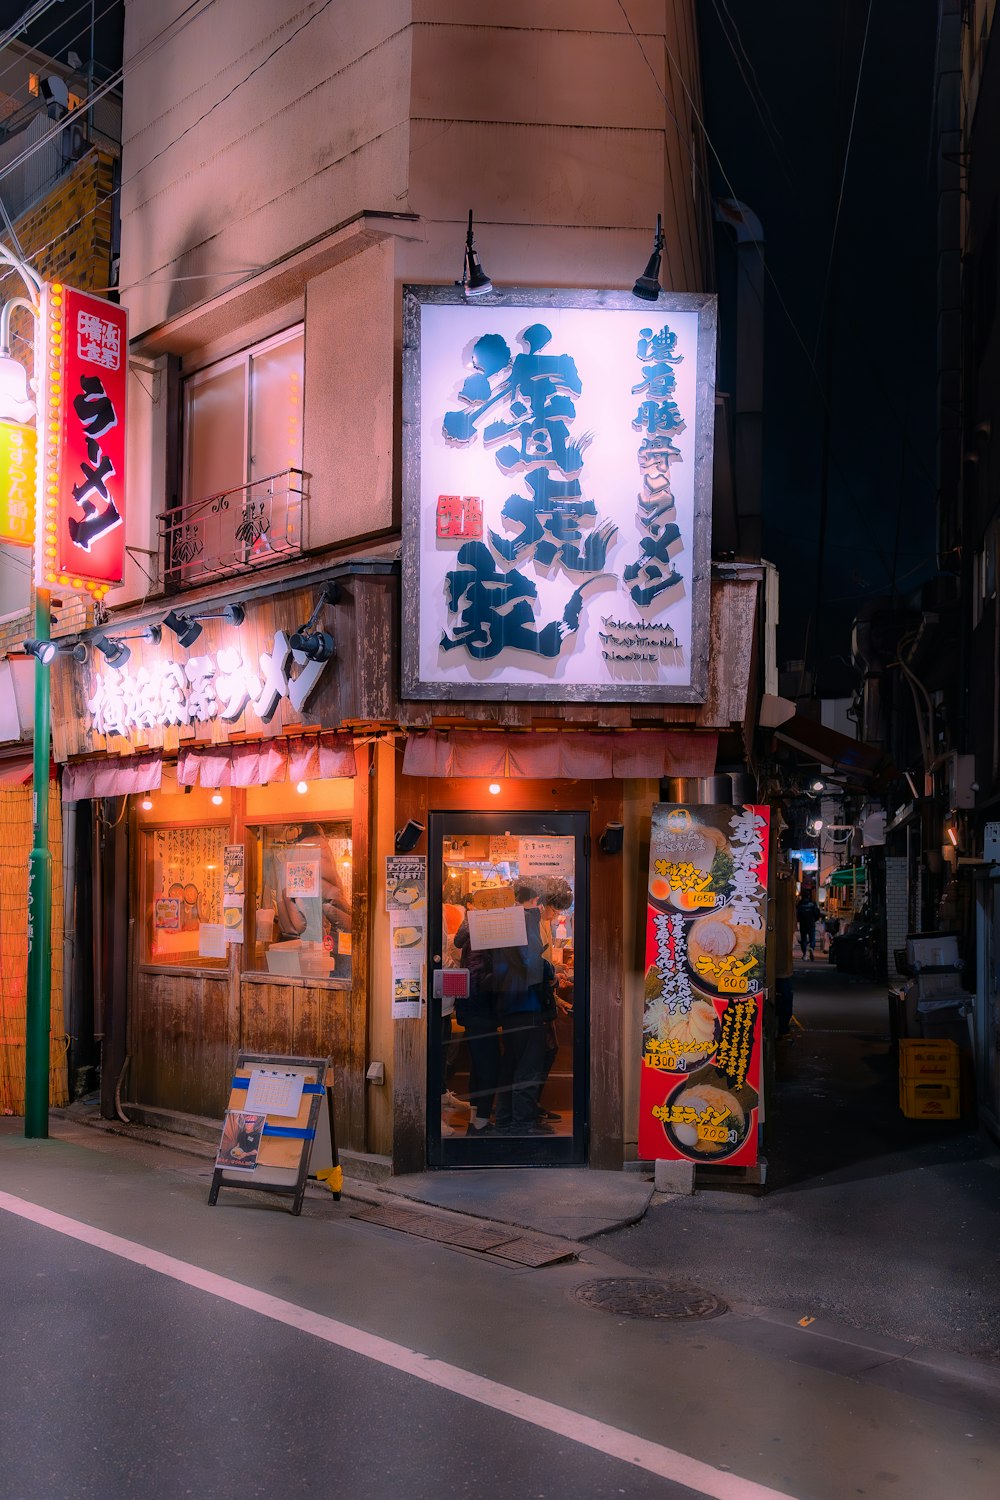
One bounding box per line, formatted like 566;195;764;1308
573;1277;727;1320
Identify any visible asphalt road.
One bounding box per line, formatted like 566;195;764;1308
1;1212;711;1500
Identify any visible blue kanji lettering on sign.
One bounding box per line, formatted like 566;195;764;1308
439;322;618;660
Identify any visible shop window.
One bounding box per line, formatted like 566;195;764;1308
248;821;352;981
144;825;230;967
183;326;304;504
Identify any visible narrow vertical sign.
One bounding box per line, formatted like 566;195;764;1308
0;419;36;544
35;282;128;596
638;804;769;1167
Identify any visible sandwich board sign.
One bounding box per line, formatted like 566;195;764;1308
208;1052;336;1215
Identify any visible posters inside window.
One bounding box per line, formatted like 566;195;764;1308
402;287;716;703
638;803;770;1167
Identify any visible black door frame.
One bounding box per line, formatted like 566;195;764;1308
427;809;590;1167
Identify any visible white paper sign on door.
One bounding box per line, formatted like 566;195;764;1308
465;904;528;952
517;837;575;879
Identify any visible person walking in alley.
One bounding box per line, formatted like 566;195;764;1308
797;889;820;960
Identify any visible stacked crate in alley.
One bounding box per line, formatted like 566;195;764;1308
896;933;974;1116
898;1039;960;1119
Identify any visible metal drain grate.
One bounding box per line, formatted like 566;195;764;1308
350;1203;575;1267
573;1277;728;1320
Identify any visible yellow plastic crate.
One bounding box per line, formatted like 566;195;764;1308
899;1076;960;1120
899;1039;959;1080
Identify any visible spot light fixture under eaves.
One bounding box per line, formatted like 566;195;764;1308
162;603;245;649
289;581;339;663
632;214;664;301
93;634;132;670
91;624;163;671
461;210;493;299
23;638;89;666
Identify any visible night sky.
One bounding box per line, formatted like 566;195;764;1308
700;0;940;697
0;1;123;76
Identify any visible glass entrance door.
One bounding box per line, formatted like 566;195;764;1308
428;811;589;1166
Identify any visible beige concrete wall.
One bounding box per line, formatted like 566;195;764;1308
405;0;708;294
303;240;397;544
118;0;709;571
121;0;413;335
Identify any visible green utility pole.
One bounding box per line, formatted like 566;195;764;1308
24;584;51;1138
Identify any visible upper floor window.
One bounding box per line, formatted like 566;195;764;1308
166;327;305;586
183;326;304;505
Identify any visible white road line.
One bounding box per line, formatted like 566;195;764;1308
0;1188;796;1500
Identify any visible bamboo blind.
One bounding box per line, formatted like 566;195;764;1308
0;785;68;1114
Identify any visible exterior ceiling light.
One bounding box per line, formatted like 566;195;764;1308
632;213;664;301
461;209;493;299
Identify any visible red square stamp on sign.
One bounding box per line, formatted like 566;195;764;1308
436;495;482;539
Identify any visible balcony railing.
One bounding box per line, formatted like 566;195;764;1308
159;469;306;589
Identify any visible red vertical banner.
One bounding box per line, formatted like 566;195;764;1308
638;804;770;1168
35;282;128;596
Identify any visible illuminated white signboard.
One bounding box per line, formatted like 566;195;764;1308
401;287;716;703
85;631;331;738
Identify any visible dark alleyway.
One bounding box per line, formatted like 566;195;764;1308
603;958;1000;1361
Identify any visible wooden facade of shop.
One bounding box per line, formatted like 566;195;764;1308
123;749;370;1151
50;565;760;762
53;562;761;1167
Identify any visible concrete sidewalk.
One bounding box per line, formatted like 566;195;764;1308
48;1099;655;1240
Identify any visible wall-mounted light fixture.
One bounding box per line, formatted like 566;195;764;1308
289;628;334;662
91;624;162;671
488;782;501;796
210;791;224;806
162;602;245;650
290;580;338;663
807;818;823;836
632;214;664;301
394;819;425;853
599;822;625;855
461;210;493;299
296;780;308;795
140;796;153;812
22;638;88;665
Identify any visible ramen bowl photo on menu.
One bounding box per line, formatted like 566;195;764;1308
647;821;735;916
658;1075;750;1161
685;910;766;997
